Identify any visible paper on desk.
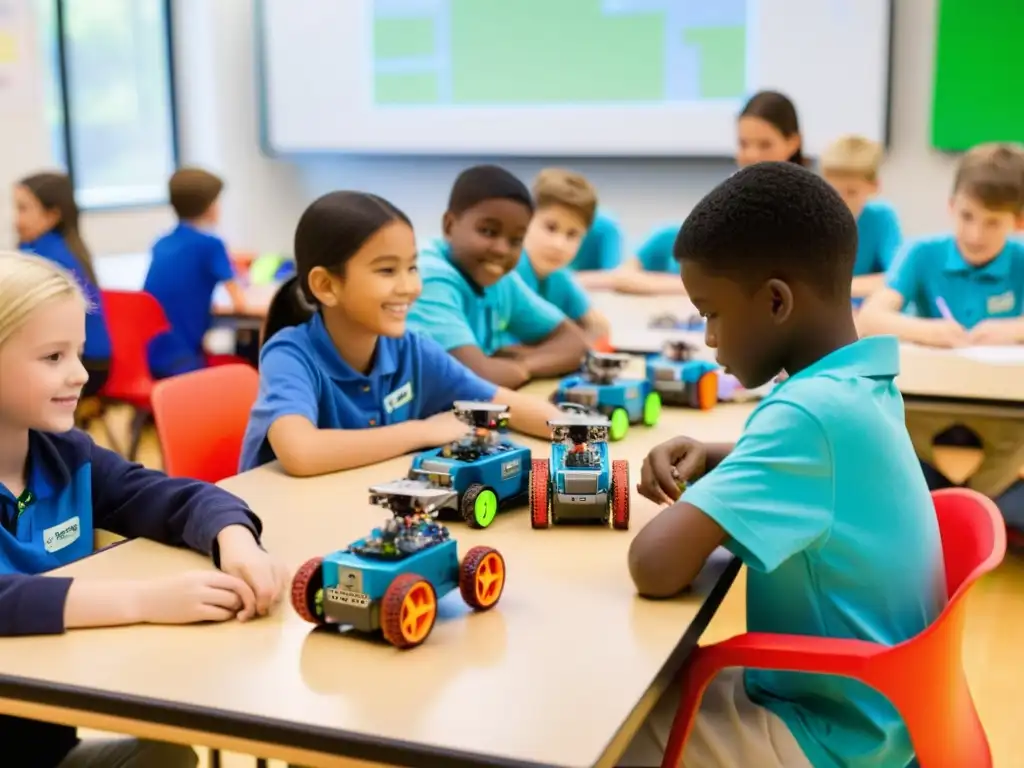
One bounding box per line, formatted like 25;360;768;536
952;345;1024;365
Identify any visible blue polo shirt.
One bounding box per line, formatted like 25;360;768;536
853;200;902;276
239;313;499;471
406;239;566;355
886;234;1024;327
635;223;682;273
681;336;944;768
19;232;111;361
144;223;236;378
568;210;625;271
515;257;590;321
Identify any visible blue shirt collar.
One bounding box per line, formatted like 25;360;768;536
944;240;1013;279
19;230;64;253
782;336;900;386
515;254;541;289
308;312;398;382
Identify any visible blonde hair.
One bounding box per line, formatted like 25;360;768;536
532;168;598;228
953;142;1024;213
820;135;884;183
0;251;86;348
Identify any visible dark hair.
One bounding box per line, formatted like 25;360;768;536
18;172;97;285
739;90;805;167
674;162;857;296
169;167;224;219
448;164;533;216
261;191;411;346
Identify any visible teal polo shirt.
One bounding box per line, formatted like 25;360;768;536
635;223;682;273
515;257;590;321
886;234;1024;327
239;312;498;471
568;210;625;271
853;200;902;276
681;336;945;768
407;239;566;355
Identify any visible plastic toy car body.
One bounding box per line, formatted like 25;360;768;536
378;401;530;529
551;351;660;441
645;339;719;410
291;487;505;649
530;405;629;530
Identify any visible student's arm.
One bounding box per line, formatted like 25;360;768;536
851;273;886;298
629;403;833;598
551;271;611;340
507;274;588;377
495;387;562;438
613;268;688;295
852;206;903;299
612;225;687;295
209;239;247;313
449;346;531;390
574;220;625;290
578;308;612;341
224;280;248;313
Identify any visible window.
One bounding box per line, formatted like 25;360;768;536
35;0;178;209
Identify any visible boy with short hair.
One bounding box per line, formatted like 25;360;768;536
144;167;247;379
518;168;611;340
859;142;1024;531
406;164;588;390
623;162;944;768
820;134;903;298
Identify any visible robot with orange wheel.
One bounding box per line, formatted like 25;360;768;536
290;486;506;649
529;404;630;530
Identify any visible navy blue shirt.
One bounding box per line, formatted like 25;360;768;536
144;223;236;378
19;232;112;361
240;314;499;471
0;428;263;767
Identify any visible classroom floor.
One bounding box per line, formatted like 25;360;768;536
84;408;1024;768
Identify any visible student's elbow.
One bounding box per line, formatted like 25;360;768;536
857;288;904;334
267;421;320;477
628;541;680;599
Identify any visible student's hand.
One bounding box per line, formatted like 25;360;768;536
967;319;1022;346
136;570;258;624
638;436;708;506
420;411;472;447
216;525;288;619
612;270;652;295
923;319;970;348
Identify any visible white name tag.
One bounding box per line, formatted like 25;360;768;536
987;290;1016;314
43;516;81;553
383;382;413;413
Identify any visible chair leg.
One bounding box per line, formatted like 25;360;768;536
127;409;150;462
256;759;268;768
209;747;221;768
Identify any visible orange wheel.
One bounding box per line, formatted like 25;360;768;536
380;573;437;649
530;459;550;529
291;557;326;624
611;460;630;530
459;546;506;610
697;371;719;411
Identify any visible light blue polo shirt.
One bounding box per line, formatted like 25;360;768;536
853;200;902;276
886;234;1024;327
515;257;590;321
681;336;945;768
407;239;566;355
635;223;682;273
568;210;625;271
239;313;499;471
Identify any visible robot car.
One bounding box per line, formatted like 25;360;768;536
290;487;505;650
645;339;720;410
529;403;629;530
551;351;661;442
648;311;706;331
374;401;530;529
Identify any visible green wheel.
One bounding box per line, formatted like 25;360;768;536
642;391;662;426
609;408;630;442
461;484;499;529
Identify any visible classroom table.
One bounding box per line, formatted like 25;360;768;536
0;375;751;768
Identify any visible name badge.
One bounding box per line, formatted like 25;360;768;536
987;290;1016;314
383;382;413;414
43;516;81;553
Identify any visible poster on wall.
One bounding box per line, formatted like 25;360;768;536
0;0;26;100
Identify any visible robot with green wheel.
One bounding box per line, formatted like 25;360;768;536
551;351;662;441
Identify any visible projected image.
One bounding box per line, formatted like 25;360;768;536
371;0;749;107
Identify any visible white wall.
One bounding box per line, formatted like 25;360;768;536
4;0;959;269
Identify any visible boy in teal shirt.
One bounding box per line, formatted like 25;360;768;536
860;142;1024;533
623;162;944;768
407;164;588;390
517;168;611;340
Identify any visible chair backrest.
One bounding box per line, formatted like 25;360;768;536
934;488;1006;601
151;364;260;483
100;290;170;399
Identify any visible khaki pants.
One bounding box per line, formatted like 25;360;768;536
618;669;811;768
906;410;1024;498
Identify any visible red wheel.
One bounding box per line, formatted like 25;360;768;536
380;573;437;649
459;546;506;611
611;460;630;530
530;459;550;529
291;557;326;624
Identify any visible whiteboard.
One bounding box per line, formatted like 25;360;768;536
257;0;892;157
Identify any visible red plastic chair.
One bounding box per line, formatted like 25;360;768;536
98;290;170;460
151;364;260;483
662;488;1005;768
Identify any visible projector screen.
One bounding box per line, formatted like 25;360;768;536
258;0;892;157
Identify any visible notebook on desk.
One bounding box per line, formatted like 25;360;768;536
952;346;1024;366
